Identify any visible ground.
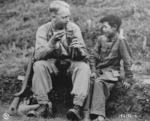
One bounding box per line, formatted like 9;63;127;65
0;103;141;121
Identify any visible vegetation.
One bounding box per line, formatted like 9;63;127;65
1;0;150;120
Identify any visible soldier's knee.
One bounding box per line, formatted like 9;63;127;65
94;79;103;87
33;61;47;72
79;62;91;72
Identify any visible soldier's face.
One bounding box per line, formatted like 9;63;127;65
101;22;116;38
54;7;70;30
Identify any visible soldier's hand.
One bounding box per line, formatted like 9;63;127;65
51;30;65;45
69;37;82;48
90;72;97;81
66;30;73;38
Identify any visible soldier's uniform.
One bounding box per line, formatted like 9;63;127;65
33;20;91;107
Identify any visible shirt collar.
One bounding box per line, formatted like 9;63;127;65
111;32;119;42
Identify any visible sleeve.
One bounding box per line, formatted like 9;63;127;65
89;39;101;73
34;25;56;60
119;38;133;78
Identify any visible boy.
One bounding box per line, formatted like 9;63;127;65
89;14;133;121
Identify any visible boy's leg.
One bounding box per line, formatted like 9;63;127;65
90;76;115;119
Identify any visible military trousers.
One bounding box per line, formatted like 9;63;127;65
32;59;91;107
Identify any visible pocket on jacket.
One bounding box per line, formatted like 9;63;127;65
103;71;118;81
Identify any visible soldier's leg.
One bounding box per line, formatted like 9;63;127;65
70;61;91;107
67;61;91;120
32;59;58;104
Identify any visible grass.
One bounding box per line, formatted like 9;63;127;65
0;102;143;121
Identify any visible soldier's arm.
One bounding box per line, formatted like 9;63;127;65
34;25;56;60
72;25;87;58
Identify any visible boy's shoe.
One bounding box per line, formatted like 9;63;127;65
82;112;91;121
93;116;105;121
82;117;91;121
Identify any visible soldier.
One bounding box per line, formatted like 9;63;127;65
31;0;91;120
88;14;133;121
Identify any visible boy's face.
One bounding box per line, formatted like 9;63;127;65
101;22;116;38
54;7;70;30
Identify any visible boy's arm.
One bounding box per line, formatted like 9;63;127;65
119;38;133;83
89;38;101;73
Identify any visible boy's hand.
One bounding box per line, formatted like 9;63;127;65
123;77;132;89
123;81;131;89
